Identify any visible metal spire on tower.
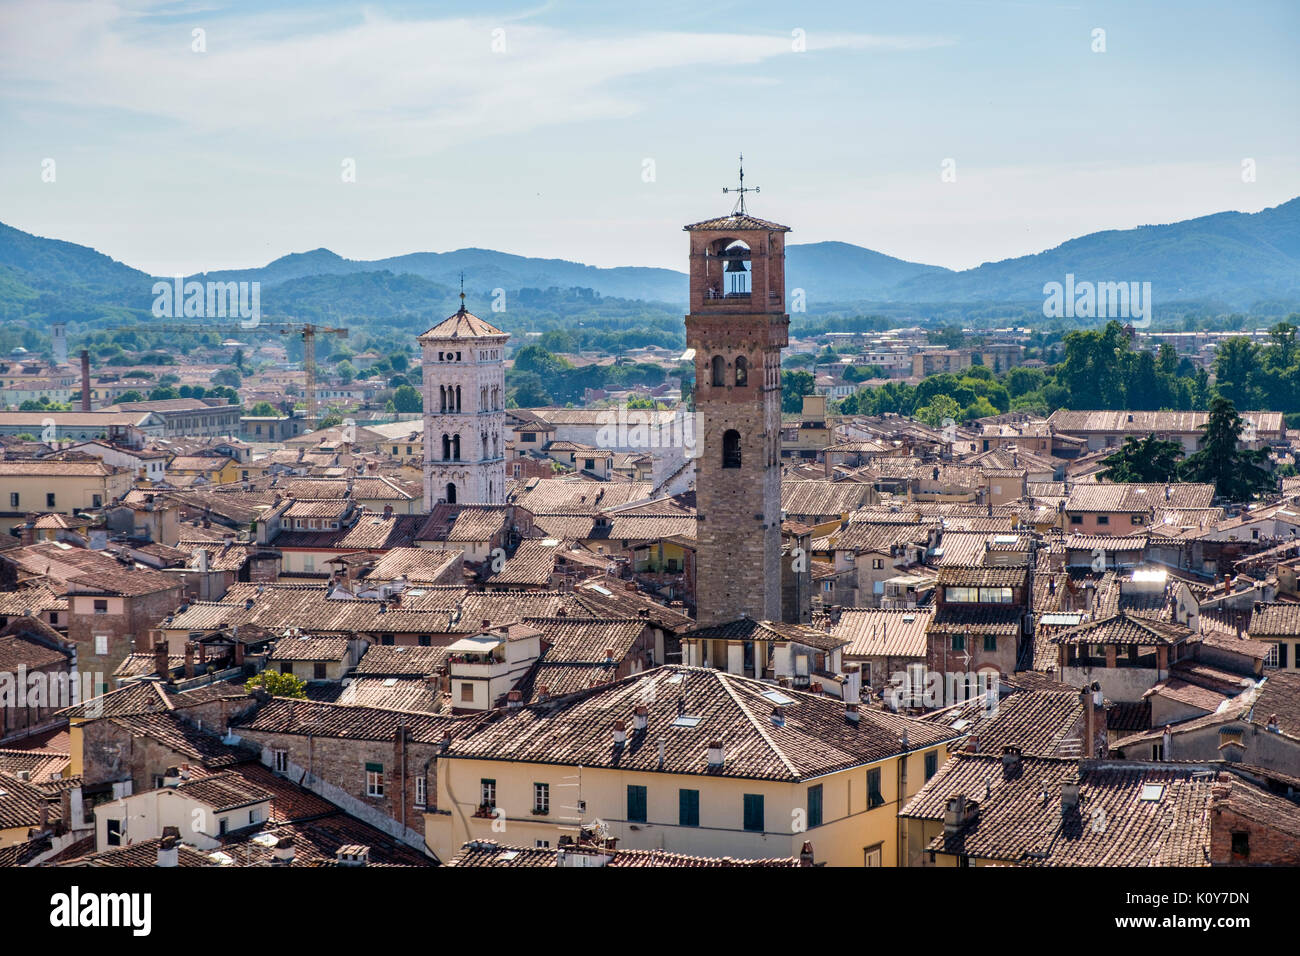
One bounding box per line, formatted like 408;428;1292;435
722;153;759;216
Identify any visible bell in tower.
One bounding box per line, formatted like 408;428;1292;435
723;242;751;296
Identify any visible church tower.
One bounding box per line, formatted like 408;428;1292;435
686;164;789;627
419;291;509;509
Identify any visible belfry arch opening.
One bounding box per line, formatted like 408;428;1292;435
722;429;742;469
705;238;751;299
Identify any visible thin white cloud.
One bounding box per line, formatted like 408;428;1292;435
0;2;952;150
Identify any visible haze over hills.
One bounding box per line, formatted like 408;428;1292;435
0;198;1296;330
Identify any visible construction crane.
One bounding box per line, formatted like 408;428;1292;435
104;321;348;423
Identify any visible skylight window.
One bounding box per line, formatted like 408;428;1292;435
1139;783;1164;802
383;678;398;687
497;850;519;861
672;715;702;728
762;689;796;706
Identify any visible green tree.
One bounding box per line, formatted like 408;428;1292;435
915;394;961;427
1213;337;1262;409
249;401;278;417
336;360;356;384
148;386;180;401
1099;434;1184;483
513;345;572;377
781;370;815;414
1180;398;1273;500
245;670;308;699
212;367;242;389
391;384;422;413
509;372;552;407
388;351;410;373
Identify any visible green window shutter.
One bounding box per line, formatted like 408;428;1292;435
627;784;647;822
925;750;938;780
807;784;823;828
679;789;699;827
743;793;764;832
365;762;383;773
867;768;884;809
984;634;997;652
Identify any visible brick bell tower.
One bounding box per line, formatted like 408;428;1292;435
686;160;789;627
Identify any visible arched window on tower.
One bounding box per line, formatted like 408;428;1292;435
711;355;726;387
455;385;462;412
442;434;451;460
445;482;457;504
439;386;447;413
722;429;742;469
452;435;461;460
735;356;748;387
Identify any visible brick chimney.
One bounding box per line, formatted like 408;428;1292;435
184;642;196;679
157;826;180;867
153;640;169;678
80;350;91;412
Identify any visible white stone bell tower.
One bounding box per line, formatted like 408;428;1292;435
419;292;509;509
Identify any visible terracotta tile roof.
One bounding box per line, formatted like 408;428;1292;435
1049;611;1193;647
833;608;932;660
0;771;59;830
446;839;803;867
934;688;1089;758
0;748;69;782
446;665;959;782
510;480;655;517
0;460;118;477
1064;533;1148;551
334;677;446;714
487;539;561;586
173;771;273;812
61;838;220;867
166;585;456;637
568;583;694;632
3;542;181;596
419;307;507;340
1247;602;1300;638
781;481;875;520
1211;773;1300;840
683;213;790;232
366;547;462;584
532;514;697;542
685;618;848;653
903;753;1225;866
274;513;423;551
353;644;450;677
528;617;648;663
1065;483;1215;513
1248;670;1300;738
235;697;476;743
102;712;255;768
829;522;930;554
0;628;70;671
1050;408;1283;436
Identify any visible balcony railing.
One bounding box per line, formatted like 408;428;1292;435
700;290;782;302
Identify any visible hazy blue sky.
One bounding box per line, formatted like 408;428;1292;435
1;0;1297;277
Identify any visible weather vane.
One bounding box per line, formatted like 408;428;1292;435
722;153;759;215
458;271;466;310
